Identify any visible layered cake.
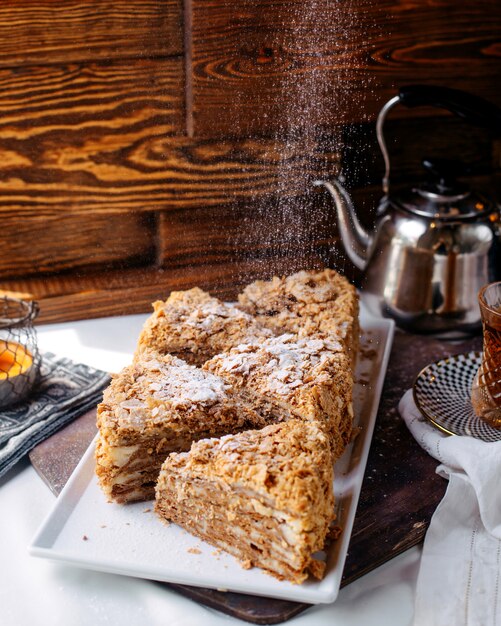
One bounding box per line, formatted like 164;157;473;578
96;350;267;503
155;419;335;584
136;287;272;366
204;333;353;461
95;267;360;583
238;269;359;368
97;332;352;503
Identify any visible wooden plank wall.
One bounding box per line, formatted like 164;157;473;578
0;0;499;323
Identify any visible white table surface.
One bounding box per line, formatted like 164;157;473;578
0;314;419;626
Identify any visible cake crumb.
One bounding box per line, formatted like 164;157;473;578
309;558;326;580
360;347;378;361
327;525;343;542
82;535;89;541
143;508;152;513
187;547;202;555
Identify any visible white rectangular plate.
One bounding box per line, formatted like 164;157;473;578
30;304;394;604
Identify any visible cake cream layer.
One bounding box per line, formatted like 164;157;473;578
204;333;353;461
136;287;272;366
237;268;359;369
155;420;335;584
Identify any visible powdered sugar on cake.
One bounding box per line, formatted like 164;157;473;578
182;298;256;329
135;353;230;409
212;334;343;396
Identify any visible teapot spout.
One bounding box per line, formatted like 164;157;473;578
313;179;371;271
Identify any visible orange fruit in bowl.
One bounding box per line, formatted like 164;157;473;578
0;340;33;379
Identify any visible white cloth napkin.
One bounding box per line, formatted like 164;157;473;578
399;389;501;626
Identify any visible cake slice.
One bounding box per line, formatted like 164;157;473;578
155;419;335;584
238;269;359;369
204;333;353;461
95;350;267;503
136;287;273;366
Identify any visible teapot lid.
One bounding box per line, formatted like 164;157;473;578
395;158;495;220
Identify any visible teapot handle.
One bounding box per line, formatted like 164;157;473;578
376;85;501;194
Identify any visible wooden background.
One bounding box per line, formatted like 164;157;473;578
0;0;499;323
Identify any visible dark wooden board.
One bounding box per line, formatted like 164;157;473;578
0;212;156;281
0;1;183;66
29;331;482;623
157;192;342;269
0;56;344;220
0;0;498;308
0;57;185;219
189;0;501;136
30;407;98;496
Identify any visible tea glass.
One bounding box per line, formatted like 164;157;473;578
471;281;501;428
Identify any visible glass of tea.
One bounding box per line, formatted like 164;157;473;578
471;281;501;428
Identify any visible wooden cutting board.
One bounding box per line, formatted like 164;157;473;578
29;331;482;624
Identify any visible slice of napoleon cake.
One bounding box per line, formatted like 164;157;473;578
154;419;336;584
95;349;267;503
238;268;359;370
204;333;353;462
136;287;272;366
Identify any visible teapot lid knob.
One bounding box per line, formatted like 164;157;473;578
419;158;470;198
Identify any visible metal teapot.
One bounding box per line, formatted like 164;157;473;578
315;85;501;335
